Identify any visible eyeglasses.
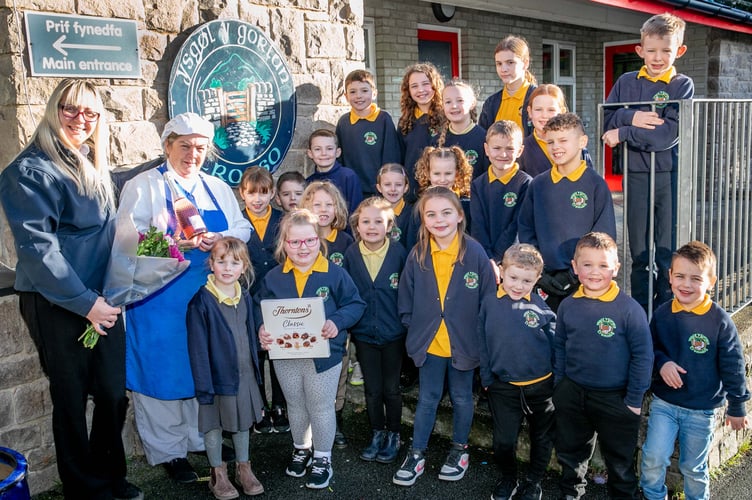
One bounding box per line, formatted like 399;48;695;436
285;237;319;249
59;105;100;122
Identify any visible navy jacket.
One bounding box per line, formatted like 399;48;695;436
244;207;283;295
479;85;536;136
470;167;531;261
651;299;750;416
442;124;488;179
186;287;262;405
307;161;364;215
479;291;556;387
336;110;401;196
603;70;694;173
326;230;354;267
517;166;616;271
555;286;653;408
344;240;407;345
399;236;496;370
399;114;439;201
255;259;366;373
0;143;115;317
518;134;595;178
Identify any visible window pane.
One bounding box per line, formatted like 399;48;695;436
542;44;553;83
561;84;574;112
418;40;453;83
559;48;573;78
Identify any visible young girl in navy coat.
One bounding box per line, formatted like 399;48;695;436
186;237;265;499
393;186;496;487
257;209;365;489
344;197;408;464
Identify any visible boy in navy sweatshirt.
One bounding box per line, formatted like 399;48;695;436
336;70;401;197
553;232;653;500
306;128;363;214
640;241;750;500
517;113;616;312
479;244;555;500
602;13;694;313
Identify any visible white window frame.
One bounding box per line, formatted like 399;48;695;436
542;40;577;112
364;17;376;78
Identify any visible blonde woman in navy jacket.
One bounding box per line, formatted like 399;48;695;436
393;187;496;487
257;209;365;490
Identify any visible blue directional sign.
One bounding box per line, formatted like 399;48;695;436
24;12;141;78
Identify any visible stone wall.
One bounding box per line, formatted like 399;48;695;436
708;29;752;98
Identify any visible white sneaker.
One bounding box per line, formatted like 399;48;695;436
438;442;469;481
349;361;364;386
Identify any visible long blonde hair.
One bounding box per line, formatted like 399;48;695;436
414;186;467;270
300;181;349;231
20;79;114;209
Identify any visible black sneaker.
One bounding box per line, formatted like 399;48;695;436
272;405;290;433
254;407;274;434
517;480;543;500
438;442;469;481
162;457;198;484
305;456;333;489
392;449;425;486
112;479;143;500
491;477;519;500
285;448;312;478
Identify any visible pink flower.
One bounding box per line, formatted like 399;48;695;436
169;244;185;262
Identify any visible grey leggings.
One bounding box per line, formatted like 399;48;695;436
273;359;341;454
204;428;249;467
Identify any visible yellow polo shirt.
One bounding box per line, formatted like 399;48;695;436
427;233;459;357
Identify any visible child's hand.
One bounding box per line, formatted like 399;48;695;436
627;405;641;415
198;231;221;252
659;361;687;389
321;319;338;339
259;324;273;349
490;259;501;285
631;110;664;129
726;415;749;430
601;129;621;147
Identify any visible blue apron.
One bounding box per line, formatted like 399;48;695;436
125;165;228;399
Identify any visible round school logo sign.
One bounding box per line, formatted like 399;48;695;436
688;333;710;354
596;317;616;338
652;90;670;109
503;192;518;208
363;131;377;146
168;20;296;186
570;191;588;209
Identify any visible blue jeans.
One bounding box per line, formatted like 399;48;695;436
412;354;474;451
640;396;716;500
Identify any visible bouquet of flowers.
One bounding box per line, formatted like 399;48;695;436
79;221;189;348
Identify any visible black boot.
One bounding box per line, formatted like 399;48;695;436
334;410;348;448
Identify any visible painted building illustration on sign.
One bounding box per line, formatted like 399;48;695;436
168;20;296;186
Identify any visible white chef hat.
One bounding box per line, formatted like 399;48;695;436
161;112;214;145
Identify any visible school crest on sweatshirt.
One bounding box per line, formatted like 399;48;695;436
652;90;670;109
329;252;344;267
596;317;616;338
363;131;378;146
389;273;400;289
503;192;518;208
688;332;710;354
464;150;479;165
570;191;588;209
464;272;479;289
524;310;540;328
316;286;330;301
389;226;402;242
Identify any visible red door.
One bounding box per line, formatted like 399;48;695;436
603;42;642;192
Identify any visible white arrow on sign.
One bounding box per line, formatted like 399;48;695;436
53;35;122;57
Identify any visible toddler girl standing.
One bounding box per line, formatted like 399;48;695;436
186;237;265;499
479;35;537;135
343;197;408;464
393;186;495;487
257;209;365;489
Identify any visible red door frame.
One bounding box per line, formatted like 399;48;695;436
603;42;639;192
417;28;460;79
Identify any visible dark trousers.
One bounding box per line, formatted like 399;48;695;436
353;337;403;432
553;377;641;500
257;349;286;408
19;292;129;500
486;376;555;482
626;171;675;311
